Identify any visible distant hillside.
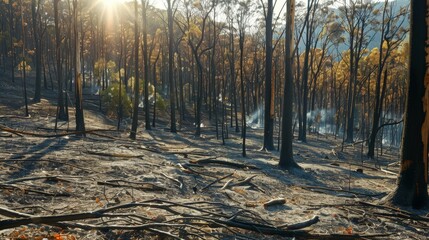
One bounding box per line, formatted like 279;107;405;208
296;0;409;54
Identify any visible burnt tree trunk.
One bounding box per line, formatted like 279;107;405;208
385;0;428;209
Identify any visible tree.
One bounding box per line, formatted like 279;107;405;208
54;0;67;121
297;0;319;143
237;0;252;157
130;0;140;140
142;0;151;130
31;0;44;102
385;0;428;209
338;0;374;143
167;0;177;133
262;0;275;150
367;0;407;158
19;0;29;117
73;0;85;134
279;0;299;169
176;0;214;137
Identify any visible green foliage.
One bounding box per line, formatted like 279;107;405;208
100;82;132;117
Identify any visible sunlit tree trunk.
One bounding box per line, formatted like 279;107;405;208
130;0;140;140
141;0;151;130
73;0;85;135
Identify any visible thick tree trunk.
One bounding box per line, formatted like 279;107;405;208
385;0;428;209
279;0;300;169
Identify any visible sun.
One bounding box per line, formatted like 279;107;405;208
102;0;122;9
95;0;131;26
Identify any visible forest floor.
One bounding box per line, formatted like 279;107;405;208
1;76;429;240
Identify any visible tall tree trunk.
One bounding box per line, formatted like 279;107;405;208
130;0;140;140
263;0;275;150
73;0;85;135
385;0;428;209
167;0;177;133
31;0;42;102
20;0;29;117
279;0;300;169
142;0;151;130
239;28;246;157
54;0;67;120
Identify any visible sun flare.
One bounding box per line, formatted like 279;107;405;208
102;0;123;9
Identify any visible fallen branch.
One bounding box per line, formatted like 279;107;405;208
5;175;76;184
229;175;257;187
0;199;392;239
83;150;145;159
201;172;235;191
97;180;166;191
380;168;397;176
160;173;184;190
299;185;385;198
0;183;71;197
190;159;259;170
277;216;320;230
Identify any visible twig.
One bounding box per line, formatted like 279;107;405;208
201;172;235;191
160;173;184;190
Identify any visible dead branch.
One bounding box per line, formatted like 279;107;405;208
190;159;259;170
0;183;71;197
0;199;393;239
97;180;166;191
229;175;257;187
83;150;145;159
277;216;320;230
357;201;429;222
299;185;385;198
380;168;397;176
221;179;233;190
201;172;235;191
160;173;184;190
4;175;76;184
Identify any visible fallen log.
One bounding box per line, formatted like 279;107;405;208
263;198;286;208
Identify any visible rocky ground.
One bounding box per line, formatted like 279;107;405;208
0;76;429;239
